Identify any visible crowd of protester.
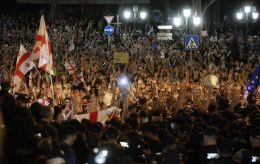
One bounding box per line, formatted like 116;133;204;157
0;14;260;164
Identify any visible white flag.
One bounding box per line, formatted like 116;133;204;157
31;15;53;75
13;44;34;92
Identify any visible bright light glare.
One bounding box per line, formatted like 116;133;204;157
118;76;129;88
244;6;251;13
236;12;243;20
252;12;259;20
94;154;106;164
124;11;131;19
140;11;147;20
120;142;129;148
173;17;181;27
102;150;108;157
193;16;201;26
93;148;99;153
183;9;191;18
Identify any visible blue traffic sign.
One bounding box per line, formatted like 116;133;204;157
185;35;199;50
104;25;114;36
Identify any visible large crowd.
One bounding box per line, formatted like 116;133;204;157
0;14;260;164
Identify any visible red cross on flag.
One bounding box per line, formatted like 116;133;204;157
75;107;118;123
13;44;34;92
73;72;85;87
31;15;54;75
64;59;77;75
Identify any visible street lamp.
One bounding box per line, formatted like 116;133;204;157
183;9;191;18
244;6;251;13
122;8;147;31
140;11;147;20
173;17;182;27
252;12;259;20
193;16;201;26
124;10;131;20
183;8;191;33
173;9;201;33
236;12;243;20
236;5;258;35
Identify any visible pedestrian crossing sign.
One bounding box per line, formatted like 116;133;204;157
185;35;199;50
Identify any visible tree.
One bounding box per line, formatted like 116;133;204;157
202;0;217;16
192;0;217;16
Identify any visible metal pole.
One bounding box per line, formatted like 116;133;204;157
245;13;249;36
2;27;4;43
117;14;120;34
108;22;111;51
49;73;55;106
246;20;249;36
185;18;188;34
108;35;111;51
122;91;128;119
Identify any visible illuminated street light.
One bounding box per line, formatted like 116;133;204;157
122;8;147;30
193;16;201;26
173;17;181;27
236;12;243;20
244;6;251;13
123;10;131;19
236;5;258;35
183;9;191;18
140;11;147;20
183;8;191;33
173;9;201;33
252;12;259;20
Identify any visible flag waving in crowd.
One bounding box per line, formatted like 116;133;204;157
75;107;118;124
247;65;260;94
13;44;34;92
31;15;54;75
73;72;85;87
64;59;77;75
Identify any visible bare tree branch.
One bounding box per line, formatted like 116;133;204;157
118;0;126;13
192;0;195;9
202;0;217;16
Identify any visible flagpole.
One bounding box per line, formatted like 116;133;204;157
9;55;15;75
49;73;55;106
33;64;45;83
255;65;260;94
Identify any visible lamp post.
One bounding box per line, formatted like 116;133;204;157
123;9;147;31
173;16;182;27
193;16;201;27
173;9;202;34
245;6;251;35
140;11;147;20
124;10;131;20
183;8;191;33
236;5;258;35
252;12;259;20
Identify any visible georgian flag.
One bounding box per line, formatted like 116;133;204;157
73;72;85;87
13;44;34;92
37;98;50;107
31;15;54;75
75;107;118;124
64;59;77;75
